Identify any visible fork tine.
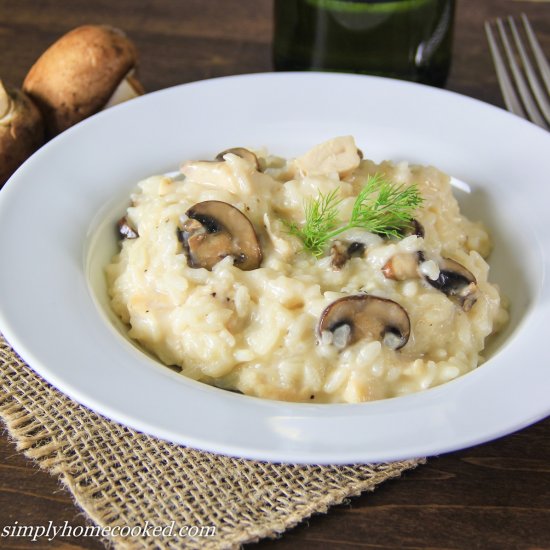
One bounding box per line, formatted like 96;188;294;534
510;16;550;126
522;13;550;96
485;21;527;119
496;17;548;129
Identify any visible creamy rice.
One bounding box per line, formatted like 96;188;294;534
106;136;508;403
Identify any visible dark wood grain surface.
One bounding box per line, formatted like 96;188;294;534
1;1;549;548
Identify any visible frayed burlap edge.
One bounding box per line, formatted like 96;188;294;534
0;334;424;549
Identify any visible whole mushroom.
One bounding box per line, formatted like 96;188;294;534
0;80;44;187
23;25;144;138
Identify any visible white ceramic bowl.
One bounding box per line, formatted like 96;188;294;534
0;73;549;464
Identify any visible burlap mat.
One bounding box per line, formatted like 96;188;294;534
0;334;423;549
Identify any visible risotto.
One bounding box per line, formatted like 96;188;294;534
106;136;508;403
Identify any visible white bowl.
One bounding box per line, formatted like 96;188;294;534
0;73;549;464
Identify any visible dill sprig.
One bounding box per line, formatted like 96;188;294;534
285;188;342;256
285;174;423;256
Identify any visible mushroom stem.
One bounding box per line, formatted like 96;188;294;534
104;71;144;109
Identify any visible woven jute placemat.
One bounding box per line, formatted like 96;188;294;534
0;334;423;549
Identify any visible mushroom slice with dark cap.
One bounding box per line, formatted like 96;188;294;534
215;147;260;171
117;216;138;239
318;295;411;350
181;200;262;271
405;219;425;238
426;258;478;311
330;240;366;270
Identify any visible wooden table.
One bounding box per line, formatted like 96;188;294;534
1;1;549;548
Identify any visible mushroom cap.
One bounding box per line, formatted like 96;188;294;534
407;219;425;238
117;216;138;239
330;240;366;270
426;257;478;311
318;295;411;350
216;147;260;170
182;200;262;271
23;25;139;137
0;81;44;187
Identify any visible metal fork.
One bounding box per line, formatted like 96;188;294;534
485;14;550;130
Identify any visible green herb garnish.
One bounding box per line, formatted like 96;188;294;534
285;174;423;256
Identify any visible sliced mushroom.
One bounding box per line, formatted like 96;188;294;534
180;201;262;271
23;25;143;137
426;258;478;311
382;252;477;311
330;240;366;269
407;219;425;238
117;216;138;239
318;295;410;350
216;147;260;171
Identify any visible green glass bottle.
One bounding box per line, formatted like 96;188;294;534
273;0;455;87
